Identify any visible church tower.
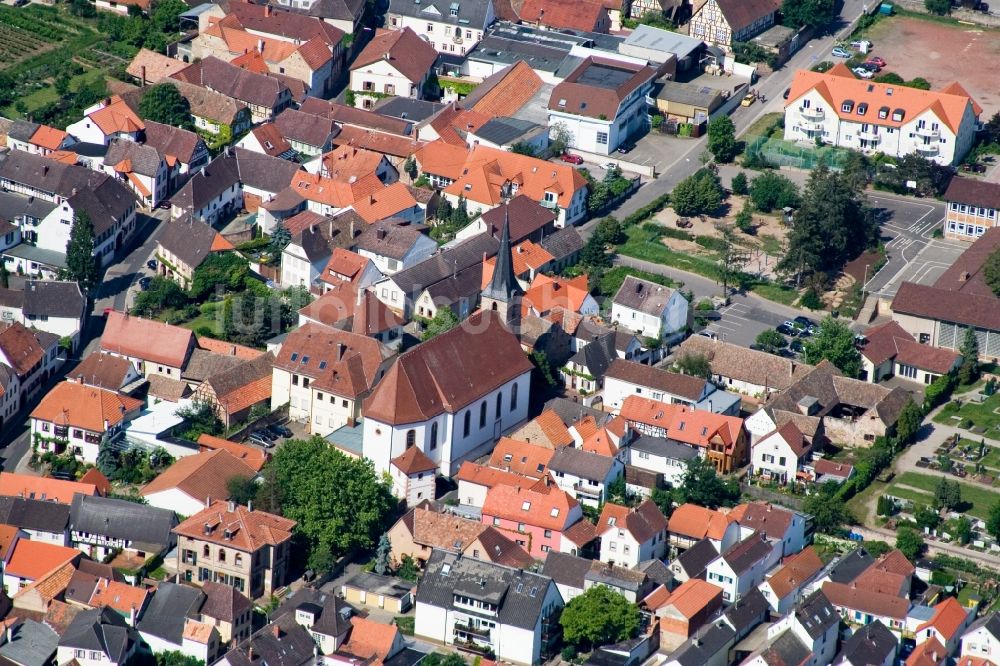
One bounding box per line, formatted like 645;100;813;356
481;211;523;330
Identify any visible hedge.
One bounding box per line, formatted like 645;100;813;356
622;193;670;227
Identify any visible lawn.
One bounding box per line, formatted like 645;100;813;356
887;471;998;520
618;225;723;280
178;301;223;336
3;66;104;117
743;112;783;139
934;393;1000;439
750;282;799;306
599;266;678;298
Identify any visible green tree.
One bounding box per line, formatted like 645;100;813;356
396;554;418;582
97;444;120;479
985;250;1000;297
403;157;418;180
734;204;754;234
550;122;572;157
914;504;941;531
731;172;749;195
176;400;223;440
958;327;980;385
450;194;470;228
894;399;923;445
932;477;962;511
510;141;537;156
650;487;673;518
581;233;612;269
560;585;640;650
924;0;951;14
156;651;205;666
374;533;391;575
673;457;740;509
674;352;712;379
988;500;1000;540
782;0;835;28
190;253;250;301
803;482;851;533
749;171;800;213
419;654;467;666
0;260;11;290
953;515;973;544
227;476;259;505
70;0;97;17
707;115;738;163
865;540;893;557
268;222;292;257
132;276;189;315
755;329;787;354
895;527;926;561
150;0;187;33
344;89;357;107
595;216;625;245
64;211;100;291
672;168;724;217
803;316;863;378
422;308;460;341
138;83;194;131
260;437;395;571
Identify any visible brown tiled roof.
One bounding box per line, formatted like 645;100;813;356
892;281;1000;330
169;79;247;126
464;62;544;118
275;322;390;399
597;499;666;544
363;311;532;425
127;49;189;84
351;28;437;83
488;438;553;478
710;0;780;31
207;353;275;415
862;320;960;374
300;283;404;335
171;56;290;110
757;421;809;457
668;503;734;541
519;0;609;31
944;176;1000;210
678;336;812;391
931;227;1000;297
301;98;413;136
479;195;557;244
247;123;294;158
765;546;823;600
510;409;574;448
563;518;598;546
143;120;203;165
410;505;486;550
821;581;909;619
197;434;268;472
140;450;256;503
331;125;423;159
391;446;436;475
354;219;427;260
549;58;658;121
728;502;800;542
201;581;252;624
70;352;135;391
174;500;295;552
146;375;191;402
605;359;707;401
470;526;533;568
0;322;45;377
612;275;677;317
30;383;143;433
274;108;338;149
101;312;193;368
813;458;853;479
16;560;77;606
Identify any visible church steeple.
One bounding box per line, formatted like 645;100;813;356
481;210;522;329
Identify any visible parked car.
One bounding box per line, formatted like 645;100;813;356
267;424;292;439
697;330;718;340
980;2;989;13
603;162;619;171
617;142;635;154
790;339;804;353
248;434;273;448
850;39;872;50
741;93;756;107
777;323;797;337
138;276;151;291
832;47;851;58
867;56;887;67
252;428;276;442
783;87;791;100
158;199;171;210
853;67;874;79
146;259;157;271
560;153;584;165
858;62;880;72
794;316;816;328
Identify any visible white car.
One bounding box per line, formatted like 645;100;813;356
853;67;874;79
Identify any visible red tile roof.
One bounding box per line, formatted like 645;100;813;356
655;579;724;620
454;462;526;489
667;503;734;541
482;481;578;531
519;0;609;31
522;274;591;316
906;637;947;666
197;434;268;472
466;61;544;118
0;472;101;504
765;546;823;600
488;438;554;478
140;449;256;504
101;312;193;368
174;500;296;552
391;446;436;475
5;540;79;581
597;499;667;543
351;28;437;83
274;322;388;399
917;596;968;641
31;383;143;433
757;421;809;457
821;581;909;620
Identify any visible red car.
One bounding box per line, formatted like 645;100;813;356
560;153;584;165
867;56;887;68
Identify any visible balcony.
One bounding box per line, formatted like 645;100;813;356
452;33;463;44
858;128;881;141
798;120;824;132
573;483;603;500
915;125;940;138
800;106;824;120
916;143;940;156
453;623;491;640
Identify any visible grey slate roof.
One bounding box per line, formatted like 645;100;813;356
721;534;775;575
542;396;610;427
58;608;134;664
388;232;498;296
759;628;810;666
267;0;365;25
541;551;593;590
834;620;897;665
621;25;703;60
137;582;205;643
343;571;414;599
277;588;351;636
722;588;769;639
182;348;246;383
274;108;338;150
22;281;85;320
69;494;177;551
669;620;736;666
234;147;302;194
221;610;317;666
0;496;70;535
158;217;220;271
793;590;838;640
630;435;699;462
548;446;615;482
172;154;241;213
612;275;676;317
355;219;427;261
177;56;290;109
539;225;584;260
0;190;56;224
104;139;163;178
637;559;673;588
0;619;58;666
65;178;137;236
474;117;542;146
568;331;617;379
389;0;492;27
7;121;39;144
373;97;446;123
674;538;718;579
481;214;522;302
418;550;553;630
827;547;875;585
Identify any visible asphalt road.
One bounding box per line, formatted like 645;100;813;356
864;194;950;297
1;209;169;473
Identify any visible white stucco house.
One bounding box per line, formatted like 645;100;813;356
611;276;689;341
705;534;782;603
750;422;811;486
349;28;438;110
595;500;668;569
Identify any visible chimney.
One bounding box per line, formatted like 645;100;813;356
383;52;391;61
129;604;137;626
228;499;236;512
337;342;346;360
350;219;356;238
258;39;265;53
247;500;253;512
141;66;147;88
960;271;970;282
264;4;272;15
248;647;254;662
329;220;333;237
271;624;281;638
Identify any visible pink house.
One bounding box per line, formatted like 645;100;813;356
481;478;583;559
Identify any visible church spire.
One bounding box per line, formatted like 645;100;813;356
481;209;522;328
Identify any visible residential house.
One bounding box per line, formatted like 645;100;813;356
454;195;557;246
266;0;366;35
647;578;725;651
100;311;195;379
349;28;438;110
0;281;87;353
833;621;898;666
454;462;529;508
171;57;293;124
669;538;718;584
752;360;911;448
704;533;782;603
0;495;71;545
156;217;235;289
235;124;298;161
199;581;253;645
758;546;824;614
745;590;840;666
169;153;242;225
784;64;980;166
5;121;75;157
480;239;554;287
523;274;599;320
70;575;151;621
215;610;316;666
55;608;139;666
547;446;622;507
197;434;268;473
69;495;177;566
915;596;972;655
627;435;700;488
389;446;437;505
0;472;104;505
168;80;253;141
233;147;302;217
320;247;383;290
488;437;553;478
174;500;296;599
2;540;80;596
891;228;1000;360
354;218;437;276
66;352;141;394
944;176;1000;241
750;422;811;486
547;57;658;154
298;283;405;346
271;322;392;436
655;80;726;124
363;310;532;474
604;359;740;415
659;619;736;666
0;150;139;270
0;618;59;666
667;503;740;552
821;580;910;634
414;550;563;665
286;172;423;224
962;614;1000;662
519;0;610;32
316;145;400;187
386;0;495;56
539;227;585;273
414;141;589;226
729;502;809;558
480;479;583;558
689;0;780;49
677;335;814;398
138;582;221;664
140;450;257;517
596;500;668;568
860;320;961;384
562;332;640;395
542;551;659;603
274;109;338;157
279;211;361;288
29;382;143;464
611;276;689;341
66;96;144;146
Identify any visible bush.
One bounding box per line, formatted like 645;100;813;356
731;172;749;195
799;288;823;310
925;0;951;14
749;171;800;213
924;373;957;412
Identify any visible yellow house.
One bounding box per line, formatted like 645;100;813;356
340;571;414;613
655;81;725;124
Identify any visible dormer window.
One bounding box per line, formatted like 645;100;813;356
522;501;531;511
550;507;559;517
558;98;566;108
878;106;889;119
841;100;854;113
857;103;868;115
892;108;905;121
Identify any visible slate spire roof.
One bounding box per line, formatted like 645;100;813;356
482;211;523;303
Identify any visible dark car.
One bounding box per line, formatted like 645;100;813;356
158;199;171;210
267;424;292;439
617;142;636;154
252;428;276;442
138;276;151;291
146;259;157;271
858;62;880;72
782;87;790;100
790;339;804;353
794;316;816;328
776;323;797;337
